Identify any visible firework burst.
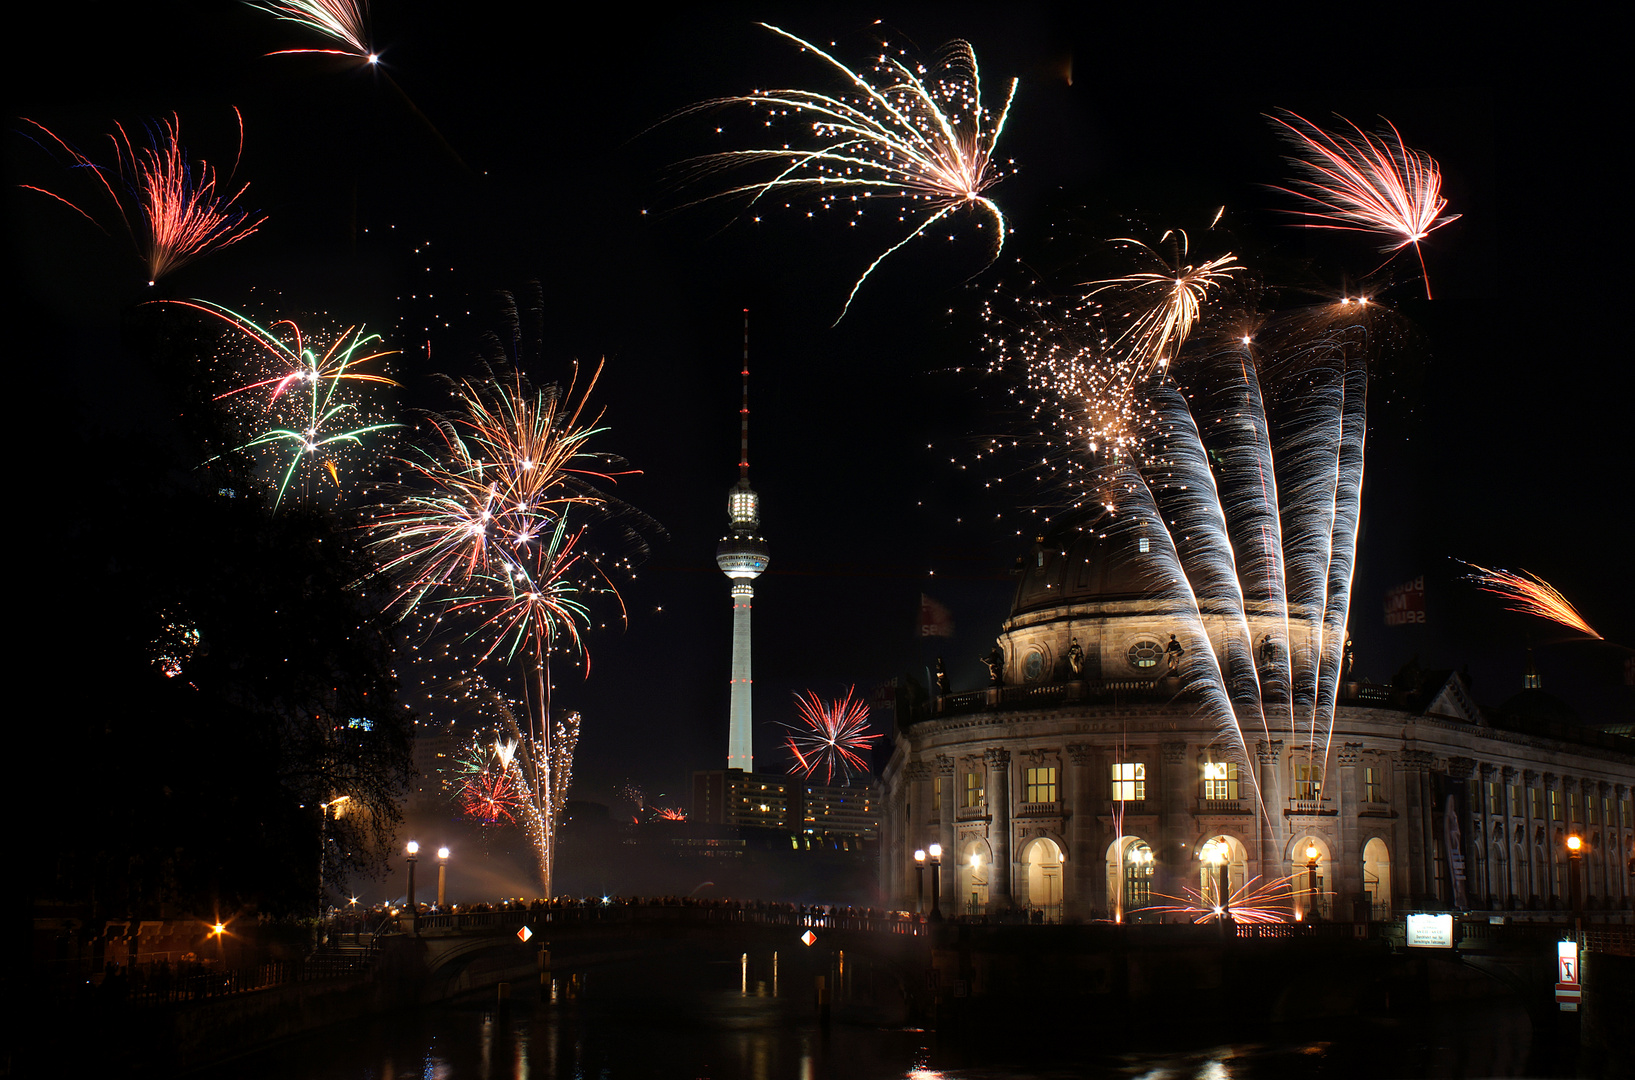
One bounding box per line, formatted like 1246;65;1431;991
367;292;651;894
783;686;881;784
20;113;263;285
1269;111;1459;299
253;0;376;61
164;300;401;508
1084;232;1242;380
1459;562;1602;640
676;24;1016;321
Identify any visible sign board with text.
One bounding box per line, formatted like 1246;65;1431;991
1405;913;1454;948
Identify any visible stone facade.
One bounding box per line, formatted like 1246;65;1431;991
881;535;1635;922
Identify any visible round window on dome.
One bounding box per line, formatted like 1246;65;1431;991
1023;648;1046;682
1127;640;1163;670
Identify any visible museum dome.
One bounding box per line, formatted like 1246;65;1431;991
1010;519;1156;619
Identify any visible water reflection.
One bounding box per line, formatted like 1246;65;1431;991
193;952;1535;1080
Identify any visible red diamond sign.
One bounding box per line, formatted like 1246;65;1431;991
517;926;533;942
800;930;817;947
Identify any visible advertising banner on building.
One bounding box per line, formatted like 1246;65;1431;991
1384;576;1426;626
1432;770;1471;910
918;593;955;638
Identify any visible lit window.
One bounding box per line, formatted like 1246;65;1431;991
1112;763;1145;802
1203;759;1239;800
1293;761;1321;800
1549;790;1562;822
1138;537;1150;554
1364;767;1384;804
1569;791;1581;822
1025;767;1057;803
964;772;983;808
1485;781;1500;815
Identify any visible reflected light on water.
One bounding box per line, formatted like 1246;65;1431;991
1198;1055;1231;1080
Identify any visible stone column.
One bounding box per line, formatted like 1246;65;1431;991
1255;740;1284;892
904;761;932;909
1336;743;1364;911
1159;741;1188;907
1617;784;1631;908
935;754;956;911
1522;769;1541;906
1544;773;1561;908
1481;763;1503;907
1501;767;1521;908
1397;749;1434;907
1447;756;1476;910
985;747;1014;909
1066;743;1097;919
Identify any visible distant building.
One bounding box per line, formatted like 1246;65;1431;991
881;527;1635;922
693;769;881;843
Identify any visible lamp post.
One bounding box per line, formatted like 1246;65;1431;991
406;840;420;935
317;795;350;945
913;849;926;915
1305;844;1320;922
1566;834;1584;936
437;847;450;909
928;843;943;922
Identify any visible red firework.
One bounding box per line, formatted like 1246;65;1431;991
460;768;523;825
1269;110;1459;299
20;112;263;285
783;686;881;785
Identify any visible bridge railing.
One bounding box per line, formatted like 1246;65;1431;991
384;900;930;938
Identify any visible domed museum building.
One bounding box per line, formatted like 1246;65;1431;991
880;526;1634;923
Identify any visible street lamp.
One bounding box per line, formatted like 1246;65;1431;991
1566;834;1584;934
928;843;943;922
913;849;926;916
1201;838;1232;933
1305;844;1320;922
317;795;351;944
406;840;420;935
437;846;450;909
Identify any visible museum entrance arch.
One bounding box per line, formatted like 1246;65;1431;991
1195;834;1249;910
1106;835;1154;922
1363;837;1392;919
959;839;991;916
1021;837;1064;921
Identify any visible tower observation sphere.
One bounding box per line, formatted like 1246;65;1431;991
719;312;765;772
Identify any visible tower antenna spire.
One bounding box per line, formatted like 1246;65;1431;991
740;308;751;481
717;309;769;773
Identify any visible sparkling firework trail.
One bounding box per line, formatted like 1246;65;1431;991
1459;563;1603;640
677;24;1016;321
1147;873;1301;924
1269;111;1459;299
20;113;263;284
252;0;376;61
782;686;882;785
986;236;1383;823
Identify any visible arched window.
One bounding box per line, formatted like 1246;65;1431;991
1124;841;1155;910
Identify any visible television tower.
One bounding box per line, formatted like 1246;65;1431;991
715;311;769;772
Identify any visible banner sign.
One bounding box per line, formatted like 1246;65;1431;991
1385;577;1426;626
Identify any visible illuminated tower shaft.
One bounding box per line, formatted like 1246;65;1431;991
716;312;769;772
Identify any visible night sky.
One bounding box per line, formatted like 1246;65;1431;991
12;3;1630;833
